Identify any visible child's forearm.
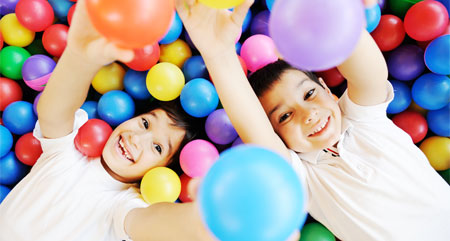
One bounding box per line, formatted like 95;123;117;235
37;48;103;139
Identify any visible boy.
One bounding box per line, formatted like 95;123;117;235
176;0;450;240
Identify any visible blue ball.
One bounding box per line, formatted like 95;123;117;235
387;45;425;81
427;103;450;137
199;145;306;241
250;10;270;36
123;69;152;100
159;12;183;45
235;42;242;55
0;151;28;186
180;78;219;118
266;0;275;11
48;0;74;23
425;35;450;75
387;80;411;114
98;90;135;126
2;101;37;135
0;125;13;158
0;185;11;204
412;73;450;110
365;3;381;33
182;56;209;82
81;101;99;119
242;9;252;33
437;0;450;16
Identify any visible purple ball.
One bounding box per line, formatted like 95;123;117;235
378;0;386;10
232;137;244;147
22;54;56;81
387;45;425;81
205;109;238;145
33;92;42;116
0;0;19;15
250;10;270;36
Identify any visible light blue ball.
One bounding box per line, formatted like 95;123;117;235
412;73;450;110
427;103;450;137
159;12;183;45
180;78;219;118
199;145;307;241
266;0;275;11
0;125;13;158
81;101;99;119
0;151;29;186
387;80;411;114
123;69;152;100
98;90;135;126
48;0;74;23
2;101;37;135
0;185;11;204
365;3;381;33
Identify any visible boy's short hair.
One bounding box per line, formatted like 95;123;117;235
248;59;323;97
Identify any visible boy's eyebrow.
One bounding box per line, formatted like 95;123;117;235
149;112;172;155
268;78;309;120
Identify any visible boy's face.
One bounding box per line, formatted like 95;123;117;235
259;69;342;153
102;109;186;183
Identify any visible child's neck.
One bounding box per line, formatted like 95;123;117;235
100;156;135;184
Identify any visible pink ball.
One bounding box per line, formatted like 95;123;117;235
240;34;278;72
179;139;219;178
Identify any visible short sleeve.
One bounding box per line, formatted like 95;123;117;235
288;150;310;211
338;82;394;122
33;109;88;154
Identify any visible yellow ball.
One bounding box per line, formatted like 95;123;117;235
140;167;181;204
159;39;192;68
199;0;246;9
92;62;125;94
420;136;450;171
146;62;185;101
0;14;35;47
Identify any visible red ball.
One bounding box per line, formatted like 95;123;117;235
315;67;345;87
125;42;160;71
15;0;55;32
0;77;23;111
238;55;248;76
404;0;449;41
371;15;405;52
86;0;174;49
392;110;428;144
15;132;43;166
67;3;77;26
42;24;69;57
74;119;113;157
179;173;194;203
0;33;3;50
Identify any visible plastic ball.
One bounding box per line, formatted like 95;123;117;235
125;42;160;72
22;54;56;91
0;46;31;80
2;101;37;135
159;12;183;45
15;0;55;32
427;103;450;137
266;0;275;11
180;78;219;118
0;151;29;185
182;55;209;81
387;44;425;81
159;39;192;68
0;0;19;15
42;24;69;57
242;9;252;33
92;62;125;94
404;0;449;41
123;70;152;100
232;137;243;147
199;145;306;241
48;0;75;23
365;3;381;33
140;167;181;204
25;37;47;55
238;55;248;76
0;185;11;204
180;139;219;178
392;110;428;144
179;173;194;203
387;80;411;114
74;118;113;157
420;136;450;171
97;90;135;126
15;132;43;166
315;67;345;88
388;0;421;17
269;0;364;71
437;0;450;16
86;0;174;49
0;125;13;158
0;14;35;47
300;222;335;241
425;35;450;75
32;92;42;116
80;100;99;119
198;0;245;9
146;62;185;101
241;34;278;72
205;109;238;145
0;77;23;111
67;3;76;25
371;14;405;52
250;10;270;36
412;73;450;110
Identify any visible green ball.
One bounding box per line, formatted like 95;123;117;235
437;168;450;185
388;0;422;18
26;38;47;56
300;222;335;241
0;46;31;80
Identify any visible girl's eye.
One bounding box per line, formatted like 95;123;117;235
142;118;149;129
154;144;162;154
304;88;315;100
279;113;291;123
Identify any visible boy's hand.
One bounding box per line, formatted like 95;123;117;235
65;0;133;67
175;0;253;60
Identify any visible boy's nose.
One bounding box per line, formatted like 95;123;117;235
303;109;318;124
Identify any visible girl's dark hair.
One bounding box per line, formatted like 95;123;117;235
248;59;322;97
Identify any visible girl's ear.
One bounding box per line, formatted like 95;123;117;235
318;77;333;96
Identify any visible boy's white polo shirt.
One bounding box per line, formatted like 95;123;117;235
289;82;450;241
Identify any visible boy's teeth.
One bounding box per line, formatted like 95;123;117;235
119;137;133;161
311;119;328;135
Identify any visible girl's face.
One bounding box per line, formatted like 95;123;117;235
102;109;186;183
259;69;342;153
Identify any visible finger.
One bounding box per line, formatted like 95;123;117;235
231;0;254;27
175;0;196;20
286;229;300;241
188;177;202;201
102;41;134;63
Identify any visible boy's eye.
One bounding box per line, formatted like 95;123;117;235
304;88;315;100
142;118;149;129
279;113;291;123
154;144;162;154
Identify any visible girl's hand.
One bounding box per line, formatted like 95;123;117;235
175;0;253;60
65;0;133;67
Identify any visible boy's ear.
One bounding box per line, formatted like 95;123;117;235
318;77;333;96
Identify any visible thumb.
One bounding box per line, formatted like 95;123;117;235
188;177;203;201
